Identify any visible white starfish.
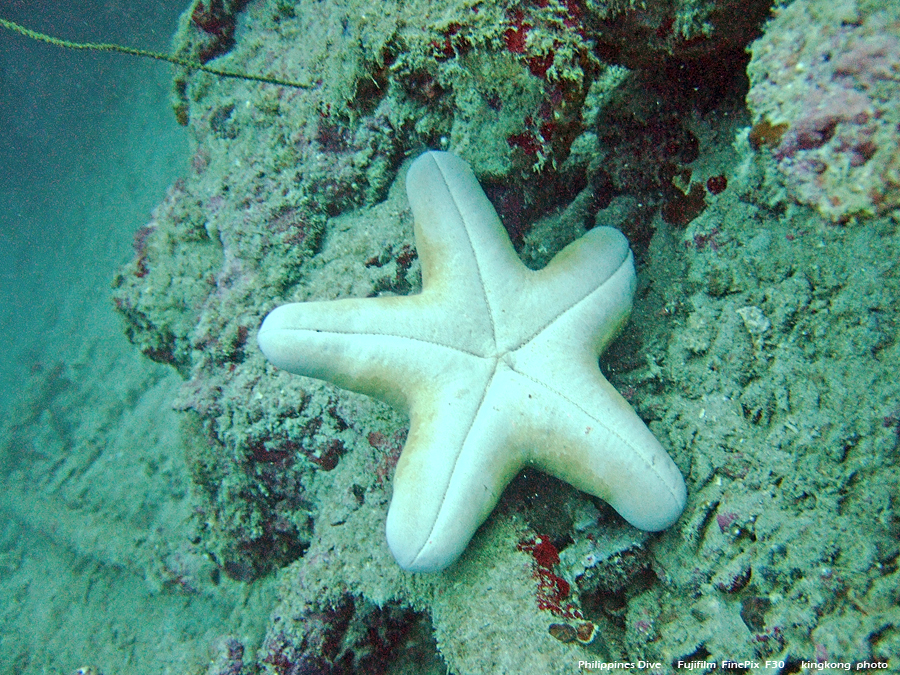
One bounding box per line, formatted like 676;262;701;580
258;151;686;572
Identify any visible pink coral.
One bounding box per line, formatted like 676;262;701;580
747;1;900;221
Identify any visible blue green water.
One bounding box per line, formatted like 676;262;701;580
0;3;257;672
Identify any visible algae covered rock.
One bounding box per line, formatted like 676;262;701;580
746;0;900;221
108;0;900;670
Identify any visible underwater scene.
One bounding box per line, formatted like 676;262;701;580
0;0;898;673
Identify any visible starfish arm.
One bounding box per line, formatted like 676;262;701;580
508;267;686;529
537;226;630;292
499;227;635;351
257;295;491;410
508;336;686;529
511;245;636;362
527;366;686;531
407;152;530;313
386;366;526;572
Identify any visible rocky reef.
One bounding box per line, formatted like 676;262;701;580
746;0;900;222
111;0;900;671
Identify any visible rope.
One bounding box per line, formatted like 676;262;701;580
0;16;313;89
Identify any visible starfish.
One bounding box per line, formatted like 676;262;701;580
258;151;686;572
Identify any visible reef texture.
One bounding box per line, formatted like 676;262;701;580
746;0;900;222
111;0;900;672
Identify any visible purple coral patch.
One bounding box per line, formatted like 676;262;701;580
747;2;900;220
